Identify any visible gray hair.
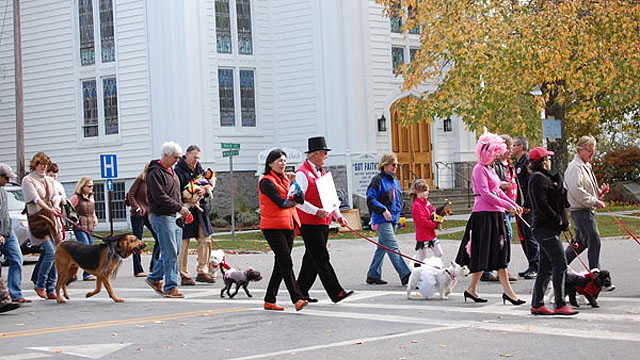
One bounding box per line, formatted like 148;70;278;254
161;141;183;157
576;135;596;150
514;136;528;151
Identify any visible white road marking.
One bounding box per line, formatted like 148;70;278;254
225;327;462;360
26;344;132;359
0;353;51;360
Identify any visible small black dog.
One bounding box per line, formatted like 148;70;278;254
220;267;263;299
565;269;612;308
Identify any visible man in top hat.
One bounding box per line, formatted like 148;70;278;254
295;136;354;303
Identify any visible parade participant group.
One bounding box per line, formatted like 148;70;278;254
0;133;617;316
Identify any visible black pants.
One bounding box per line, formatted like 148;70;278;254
263;229;303;304
297;224;344;302
531;227;568;308
516;212;539;272
131;214;160;274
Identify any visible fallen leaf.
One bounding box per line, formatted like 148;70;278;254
27;311;35;315
56;350;63;353
16;323;24;326
136;325;145;328
497;316;504;320
355;341;364;345
439;344;447;348
112;333;118;337
525;324;531;331
325;329;332;333
499;353;513;357
411;340;419;343
154;320;163;324
137;348;143;352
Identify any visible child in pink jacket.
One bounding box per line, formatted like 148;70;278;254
410;179;442;264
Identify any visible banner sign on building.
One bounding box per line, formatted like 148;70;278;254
351;153;381;197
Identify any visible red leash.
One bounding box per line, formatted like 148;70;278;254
605;209;640;246
344;224;427;266
563;231;591;273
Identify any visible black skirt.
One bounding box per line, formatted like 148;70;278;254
455;211;510;273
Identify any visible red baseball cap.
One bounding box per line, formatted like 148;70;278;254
529;147;554;163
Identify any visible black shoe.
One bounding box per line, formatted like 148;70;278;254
303;296;319;303
333;290;354;303
480;273;499;282
463;290;488;303
366;277;388;285
502;293;526;305
66;275;77;286
518;270;528;277
401;273;411;286
523;271;537;280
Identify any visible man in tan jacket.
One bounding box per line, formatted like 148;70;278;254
563;135;613;290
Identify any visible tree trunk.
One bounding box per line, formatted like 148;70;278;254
545;105;569;175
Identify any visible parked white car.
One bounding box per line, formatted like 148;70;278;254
0;185;40;265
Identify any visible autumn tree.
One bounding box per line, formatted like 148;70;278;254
383;0;640;170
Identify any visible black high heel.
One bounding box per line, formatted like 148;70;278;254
502;293;526;305
464;290;488;303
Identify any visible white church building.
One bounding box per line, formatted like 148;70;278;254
0;0;476;228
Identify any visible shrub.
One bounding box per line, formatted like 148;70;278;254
212;218;228;228
237;212;260;227
593;146;640;183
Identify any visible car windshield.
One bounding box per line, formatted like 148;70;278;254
5;188;26;212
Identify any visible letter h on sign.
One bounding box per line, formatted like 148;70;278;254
100;154;118;179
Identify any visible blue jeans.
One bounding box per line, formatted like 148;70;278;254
148;214;182;293
36;240;57;294
131;214;160;274
0;231;24;300
367;222;410;281
74;230;94;280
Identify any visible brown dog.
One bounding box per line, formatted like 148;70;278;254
54;234;145;303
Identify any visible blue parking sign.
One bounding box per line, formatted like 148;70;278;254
100;154;118;179
106;178;114;192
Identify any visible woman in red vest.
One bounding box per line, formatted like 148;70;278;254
259;149;308;311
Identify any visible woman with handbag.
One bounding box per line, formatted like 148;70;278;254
69;176;99;281
21;152;62;299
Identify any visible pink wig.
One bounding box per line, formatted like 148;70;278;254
475;133;506;165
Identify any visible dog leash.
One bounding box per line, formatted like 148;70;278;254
344;224;442;268
604;208;640;246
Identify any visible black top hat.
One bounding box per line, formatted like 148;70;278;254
306;136;331;153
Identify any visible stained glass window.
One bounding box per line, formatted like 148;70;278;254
82;79;98;137
103;77;118;135
99;0;116;63
392;47;404;74
94;181;126;221
236;0;253;55
240;70;256;127
218;69;235;126
215;0;232;54
79;0;95;66
390;3;402;33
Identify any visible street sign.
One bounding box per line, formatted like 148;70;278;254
222;149;239;157
100;154;118;179
106;178;113;192
221;143;240;149
543;118;562;140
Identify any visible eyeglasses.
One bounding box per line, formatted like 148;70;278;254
85;184;94;188
580;148;594;155
172;155;180;160
390;163;399;168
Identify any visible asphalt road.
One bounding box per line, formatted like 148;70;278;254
1;233;639;359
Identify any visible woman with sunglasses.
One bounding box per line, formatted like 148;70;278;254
455;133;524;305
365;153;411;286
69;176;98;281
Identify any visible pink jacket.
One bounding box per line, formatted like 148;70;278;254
412;198;437;242
472;164;518;212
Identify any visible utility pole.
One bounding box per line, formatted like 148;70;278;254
14;0;25;181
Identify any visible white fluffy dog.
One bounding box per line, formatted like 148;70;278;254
208;249;228;280
406;257;470;300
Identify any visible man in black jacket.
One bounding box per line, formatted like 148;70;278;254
513;136;539;279
175;145;215;285
145;141;192;298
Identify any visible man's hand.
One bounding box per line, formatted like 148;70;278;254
316;209;329;219
595;199;606;209
0;235;4;245
383;210;392;221
197;188;205;197
49;207;62;217
179;207;191;218
499;181;510;190
599;183;610;198
136;207;146;216
338;216;348;227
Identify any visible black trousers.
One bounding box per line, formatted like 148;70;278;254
516;212;539;272
297;224;344;301
263;229;303;304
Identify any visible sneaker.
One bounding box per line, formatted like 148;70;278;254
303;296;318;303
333;290;354;303
145;278;164;296
480;273;499;282
366;277;387;285
163;288;185;298
554;305;579;316
518;269;529;277
14;298;31;304
83;275;96;281
524;271;537;280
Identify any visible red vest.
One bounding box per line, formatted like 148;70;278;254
295;160;332;226
259;172;300;230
